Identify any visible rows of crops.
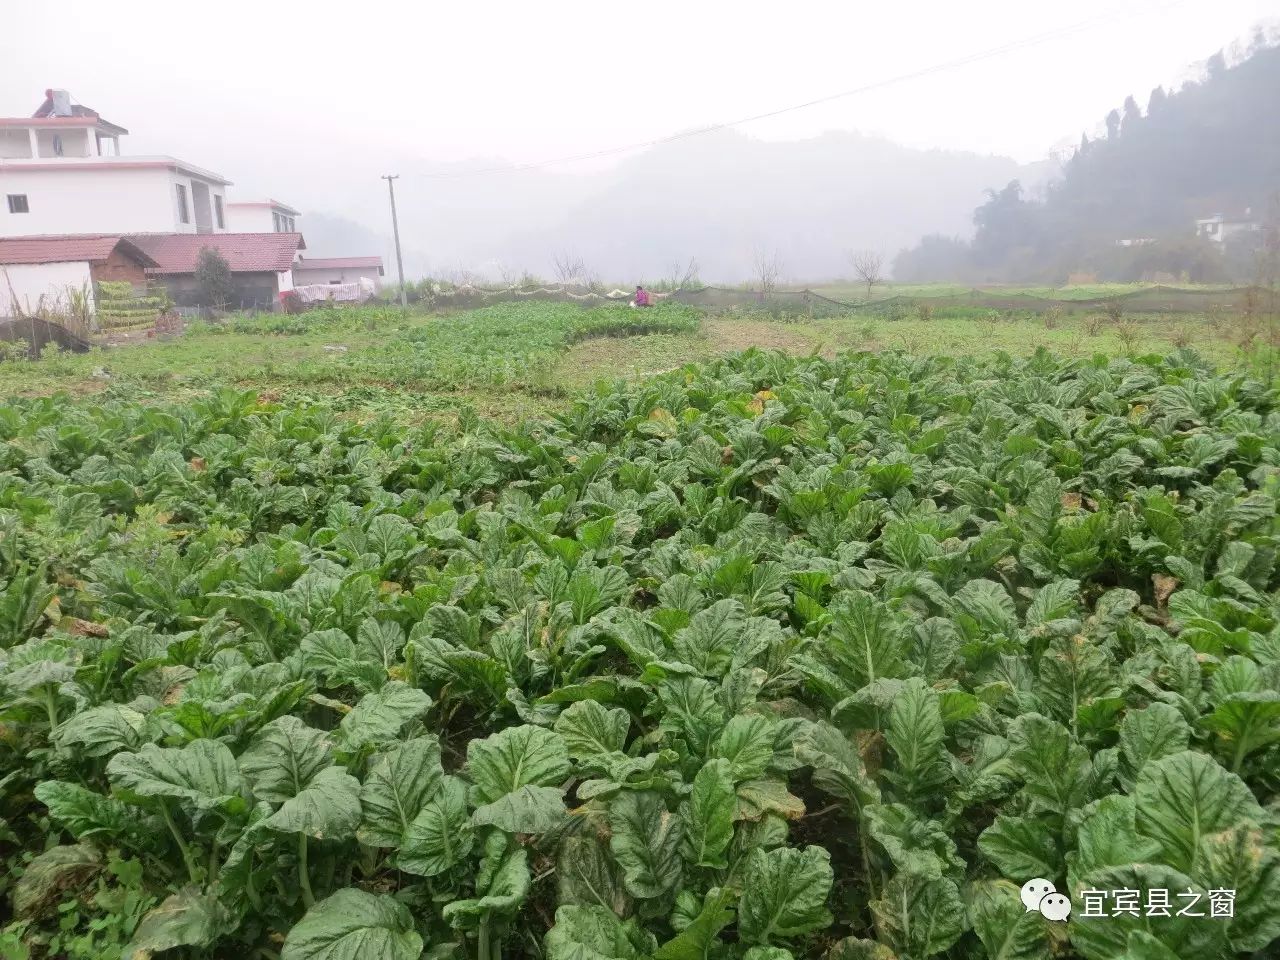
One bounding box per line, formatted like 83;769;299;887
200;301;703;392
2;347;1279;959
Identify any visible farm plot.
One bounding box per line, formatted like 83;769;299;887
1;348;1279;959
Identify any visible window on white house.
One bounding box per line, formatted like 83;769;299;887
214;195;225;229
6;194;29;214
176;184;190;224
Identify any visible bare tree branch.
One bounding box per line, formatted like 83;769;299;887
752;248;783;294
850;250;884;299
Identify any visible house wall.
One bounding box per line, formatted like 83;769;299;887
0;167;228;237
35;128;95;158
293;266;382;289
225;206;275;232
0;131;33;159
0;261;96;318
151;271;282;310
90;248;149;287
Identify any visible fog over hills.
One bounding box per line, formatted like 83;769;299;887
303;130;1050;284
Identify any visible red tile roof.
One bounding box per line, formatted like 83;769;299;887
0;235;156;267
295;256;384;272
127;233;305;274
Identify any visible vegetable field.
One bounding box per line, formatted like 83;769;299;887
2;347;1279;959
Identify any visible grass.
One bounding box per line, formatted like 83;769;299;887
808;281;1242;301
0;301;1270;421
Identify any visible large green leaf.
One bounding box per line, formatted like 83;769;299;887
281;888;422;960
679;758;735;868
357;736;444;847
737;845;834;945
1117;702;1190;790
557;831;631;917
262;766;362;840
608;790;683;900
1068;864;1226;960
441;833;531;930
555;699;630;766
883;677;949;800
124;887;232;959
978;812;1061;881
51;703;147;758
870;871;966;958
472;783;567;833
107;739;245;814
398;776;472;877
34;780;135;841
336;682;432;751
239;715;334;803
864;803;963;881
544;904;657;960
969;880;1051;960
1195;823;1280;953
1009;713;1090;814
1133;750;1262;872
467;724;570;803
1202;692;1280;767
654;891;734;960
672;599;745;676
1068;794;1162;892
714;714;776;782
794;720;879;811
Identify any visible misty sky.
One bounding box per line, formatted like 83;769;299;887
4;1;1275;172
2;0;1276;281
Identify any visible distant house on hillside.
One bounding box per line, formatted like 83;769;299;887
1195;209;1261;245
128;232;304;310
1;89;232;238
0;235;156;317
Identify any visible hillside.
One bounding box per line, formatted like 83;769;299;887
896;35;1280;283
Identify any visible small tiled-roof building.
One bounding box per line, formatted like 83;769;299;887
292;255;384;290
127;232;304;309
0;234;156;318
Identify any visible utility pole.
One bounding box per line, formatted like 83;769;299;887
381;174;408;310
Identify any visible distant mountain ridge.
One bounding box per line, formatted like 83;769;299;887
307;128;1048;284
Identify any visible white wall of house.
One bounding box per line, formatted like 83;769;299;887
0;166;228;237
276;269;294;292
226;205;275;232
293;266;383;289
0;131;33;159
0;261;95;318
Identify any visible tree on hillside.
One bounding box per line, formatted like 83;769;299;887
850;250;884;298
195;247;234;310
1121;95;1142;135
1148;85;1168;114
1105;108;1121;139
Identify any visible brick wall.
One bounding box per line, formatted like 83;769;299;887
91;247;148;287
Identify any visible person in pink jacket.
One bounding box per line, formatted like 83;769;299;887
634;285;651;307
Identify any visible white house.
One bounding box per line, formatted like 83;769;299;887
1195;210;1261;245
293;255;384;290
226;199;300;234
0;235;157;318
1;90;232;238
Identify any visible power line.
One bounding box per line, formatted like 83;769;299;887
419;0;1188;180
